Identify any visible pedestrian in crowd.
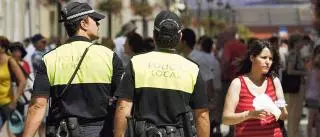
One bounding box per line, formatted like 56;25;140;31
268;35;289;137
222;40;287;137
177;29;215;89
177;30;215;136
123;32;144;56
284;34;308;137
9;42;31;75
221;27;247;137
0;36;26;137
305;46;320;137
300;35;313;62
9;42;32;122
199;36;223;137
278;39;289;80
175;28;196;58
30;34;47;73
269;36;280;50
114;21;137;66
113;11;210;137
22;2;123;137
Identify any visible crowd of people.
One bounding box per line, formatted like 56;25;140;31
0;1;319;137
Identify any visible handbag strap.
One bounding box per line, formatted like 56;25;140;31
59;43;94;98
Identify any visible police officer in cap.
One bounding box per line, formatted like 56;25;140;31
114;11;210;137
23;2;123;137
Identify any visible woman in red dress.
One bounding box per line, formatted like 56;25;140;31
222;40;288;137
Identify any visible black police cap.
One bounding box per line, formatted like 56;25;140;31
154;11;183;36
59;2;105;22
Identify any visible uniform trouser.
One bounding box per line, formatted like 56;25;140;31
135;121;186;137
287;85;305;137
78;124;104;137
52;120;111;137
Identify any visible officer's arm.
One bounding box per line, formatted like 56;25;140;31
23;96;48;137
23;60;50;137
190;73;210;137
114;99;133;137
194;108;210;137
111;53;124;95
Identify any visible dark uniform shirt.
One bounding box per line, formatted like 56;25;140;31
32;36;123;120
115;51;208;126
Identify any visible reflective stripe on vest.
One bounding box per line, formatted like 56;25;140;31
131;51;199;94
43;41;114;86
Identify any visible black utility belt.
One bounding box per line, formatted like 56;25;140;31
46;117;104;137
135;121;184;137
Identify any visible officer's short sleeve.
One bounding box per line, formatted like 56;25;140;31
32;59;50;97
111;53;124;96
114;61;134;100
190;72;208;109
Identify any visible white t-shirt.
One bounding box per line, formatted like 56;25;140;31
24;43;35;73
113;36;130;66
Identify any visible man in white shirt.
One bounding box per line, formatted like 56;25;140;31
113;21;137;66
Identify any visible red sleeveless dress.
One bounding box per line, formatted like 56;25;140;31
235;76;283;137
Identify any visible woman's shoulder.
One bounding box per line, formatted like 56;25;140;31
231;77;242;87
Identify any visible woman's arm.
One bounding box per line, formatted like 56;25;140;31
273;77;288;120
8;58;26;107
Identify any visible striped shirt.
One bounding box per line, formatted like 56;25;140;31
235;76;282;137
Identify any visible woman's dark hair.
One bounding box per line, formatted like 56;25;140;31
127;32;144;54
237;40;280;77
0;36;10;54
9;42;27;59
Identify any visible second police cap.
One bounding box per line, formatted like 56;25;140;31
60;2;105;22
154;11;183;36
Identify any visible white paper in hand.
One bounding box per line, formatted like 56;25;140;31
253;94;281;120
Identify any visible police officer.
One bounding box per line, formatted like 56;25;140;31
114;11;210;137
23;2;123;137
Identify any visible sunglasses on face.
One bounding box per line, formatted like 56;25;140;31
94;19;100;26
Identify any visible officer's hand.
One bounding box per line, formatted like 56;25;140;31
248;109;270;120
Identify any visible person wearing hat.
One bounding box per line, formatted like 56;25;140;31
113;21;137;67
23;2;123;137
113;11;210;137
